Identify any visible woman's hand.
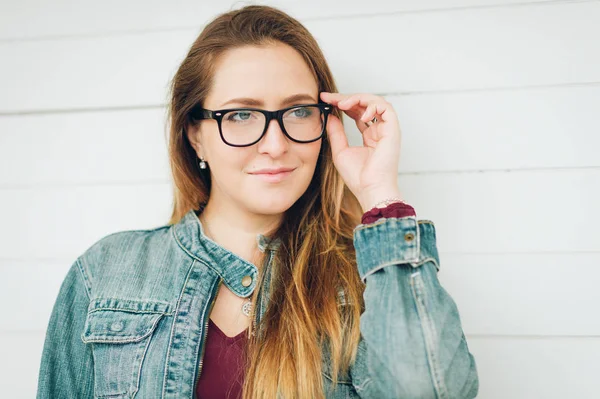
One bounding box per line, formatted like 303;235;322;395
320;92;403;212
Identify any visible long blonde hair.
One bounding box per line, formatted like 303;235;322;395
166;5;365;398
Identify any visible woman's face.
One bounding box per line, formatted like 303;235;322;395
188;42;323;216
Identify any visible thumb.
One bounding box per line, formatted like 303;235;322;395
325;114;349;160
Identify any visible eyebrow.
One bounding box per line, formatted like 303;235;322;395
219;93;317;108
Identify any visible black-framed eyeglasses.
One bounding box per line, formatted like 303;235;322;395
189;102;332;147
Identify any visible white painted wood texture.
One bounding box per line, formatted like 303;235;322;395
1;1;598;398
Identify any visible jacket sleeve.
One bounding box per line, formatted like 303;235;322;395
36;259;95;398
350;216;479;399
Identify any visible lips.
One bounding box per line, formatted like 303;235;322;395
249;167;296;183
250;167;296;175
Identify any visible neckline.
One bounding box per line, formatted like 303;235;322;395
209;318;248;343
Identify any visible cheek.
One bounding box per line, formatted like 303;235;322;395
206;144;253;185
292;143;322;189
300;141;322;165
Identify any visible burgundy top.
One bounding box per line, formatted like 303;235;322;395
195;319;248;398
195;201;415;398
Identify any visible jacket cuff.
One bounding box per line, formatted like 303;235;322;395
353;217;440;282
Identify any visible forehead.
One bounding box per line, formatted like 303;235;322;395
206;43;319;107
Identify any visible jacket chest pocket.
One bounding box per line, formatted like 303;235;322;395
80;298;171;399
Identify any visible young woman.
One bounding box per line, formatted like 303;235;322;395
36;5;479;399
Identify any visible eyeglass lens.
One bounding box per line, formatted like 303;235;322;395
221;106;324;145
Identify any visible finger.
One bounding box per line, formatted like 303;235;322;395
355;103;376;133
343;93;380;108
325;114;349;160
361;101;395;125
357;95;379;108
320;92;354;105
360;103;378;123
339;94;384;119
338;97;364;113
323;93;397;132
337;93;360;107
345;98;381;131
376;102;397;124
337;95;369;126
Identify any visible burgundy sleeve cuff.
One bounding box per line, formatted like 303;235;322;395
361;201;416;224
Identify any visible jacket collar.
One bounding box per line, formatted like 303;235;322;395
172;208;280;298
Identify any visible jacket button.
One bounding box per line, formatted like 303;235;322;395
241;275;252;287
404;232;415;242
110;321;124;332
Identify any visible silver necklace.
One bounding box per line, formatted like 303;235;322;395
200;213;253;318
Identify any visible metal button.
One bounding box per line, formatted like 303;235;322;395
109;321;124;332
241;275;252;287
404;232;415;242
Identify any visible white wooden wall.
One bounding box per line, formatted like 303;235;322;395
1;1;599;397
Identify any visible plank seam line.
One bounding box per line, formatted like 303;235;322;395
2;81;600;117
0;0;597;43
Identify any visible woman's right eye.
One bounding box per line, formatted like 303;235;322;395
227;111;253;122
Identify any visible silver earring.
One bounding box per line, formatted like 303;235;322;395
199;157;207;170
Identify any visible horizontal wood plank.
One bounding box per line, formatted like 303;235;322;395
0;0;560;40
468;336;600;399
0;184;174;260
1;2;599;112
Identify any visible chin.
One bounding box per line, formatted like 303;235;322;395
247;194;299;215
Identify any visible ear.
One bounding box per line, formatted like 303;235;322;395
186;123;204;158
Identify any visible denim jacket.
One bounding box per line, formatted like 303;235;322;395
36;209;479;399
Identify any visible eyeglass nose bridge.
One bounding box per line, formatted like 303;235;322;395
261;109;289;139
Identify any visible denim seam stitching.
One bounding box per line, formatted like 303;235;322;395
410;271;448;398
131;322;156;399
172;226;200;262
161;257;197;399
75;257;93;300
353;377;372;393
90;298;173;306
190;277;220;399
82;313;165;344
95;387;128;398
354;215;417;232
360;256;420;282
88;307;174;316
410;257;441;272
321;371;353;385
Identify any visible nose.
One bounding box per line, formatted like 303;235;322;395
256;118;289;157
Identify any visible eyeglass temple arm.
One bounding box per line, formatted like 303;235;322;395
190;107;213;121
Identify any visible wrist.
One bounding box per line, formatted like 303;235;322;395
358;186;404;212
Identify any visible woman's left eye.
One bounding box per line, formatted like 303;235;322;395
292;107;312;118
